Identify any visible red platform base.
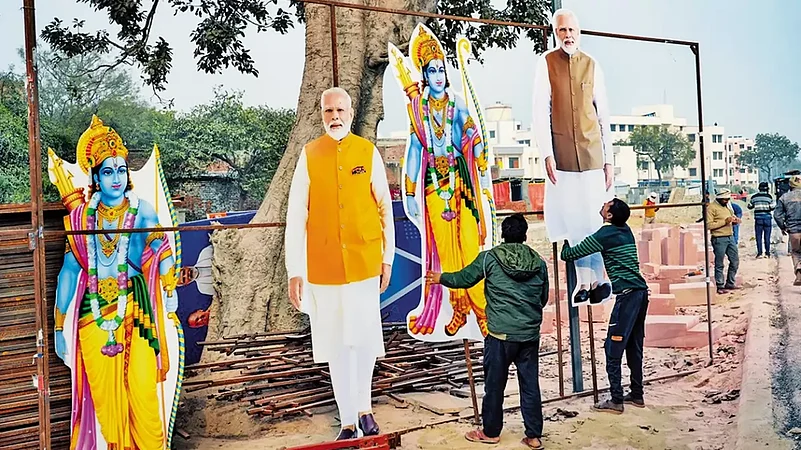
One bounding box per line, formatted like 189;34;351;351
283;434;398;450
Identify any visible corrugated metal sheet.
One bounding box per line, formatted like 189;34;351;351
0;203;70;449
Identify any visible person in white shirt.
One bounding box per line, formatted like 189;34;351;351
284;87;396;440
532;8;615;306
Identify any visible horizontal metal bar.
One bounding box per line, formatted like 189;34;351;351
298;0;698;47
42;200;703;237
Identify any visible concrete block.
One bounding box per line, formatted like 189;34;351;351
647;282;661;294
579;300;614;323
643;315;701;345
680;231;698;266
647;294;677;315
653;277;682;294
659;265;697;280
641;262;661;275
644;322;720;349
670;282;717;306
638;239;662;264
661;235;681;265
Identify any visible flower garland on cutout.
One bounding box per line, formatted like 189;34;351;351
422;86;457;221
86;190;139;357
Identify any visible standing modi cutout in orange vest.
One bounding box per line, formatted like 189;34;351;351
285;87;395;441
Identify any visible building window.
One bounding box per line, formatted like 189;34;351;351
713;151;723;160
534;157;539;165
489;130;496;139
689;168;698;177
619;124;626;131
713;169;724;177
739;143;744;149
610;124;616;132
748;168;754;173
740;168;746;173
747;146;752;151
729;169;734;176
688;133;696;143
516;124;521;131
628;125;635;132
639;160;649;170
494;157;503;168
508;157;520;168
712;134;723;143
518;139;531;146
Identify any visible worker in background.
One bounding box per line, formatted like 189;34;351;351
774;176;801;285
732;201;743;244
707;189;741;294
642;192;659;224
426;214;549;450
747;182;775;258
561;199;649;414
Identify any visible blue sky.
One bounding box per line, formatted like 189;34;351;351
1;0;799;143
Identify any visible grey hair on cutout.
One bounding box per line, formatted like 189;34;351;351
320;87;353;109
551;8;580;34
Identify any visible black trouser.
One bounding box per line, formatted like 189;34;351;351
482;335;542;439
605;289;649;404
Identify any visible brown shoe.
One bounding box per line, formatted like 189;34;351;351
521;437;545;449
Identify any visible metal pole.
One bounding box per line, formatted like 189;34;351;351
586;306;599;404
692;43;714;362
564;242;583;393
462;339;481;426
551;243;565;397
329;4;339;86
23;0;51;448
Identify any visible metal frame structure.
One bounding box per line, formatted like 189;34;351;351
11;0;714;448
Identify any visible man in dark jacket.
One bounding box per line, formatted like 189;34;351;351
775;176;801;285
748;182;775;258
426;213;548;450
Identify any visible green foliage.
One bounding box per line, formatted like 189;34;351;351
615;125;695;182
737;133;800;181
0;52;294;208
41;0;551;93
167;88;295;203
429;0;550;64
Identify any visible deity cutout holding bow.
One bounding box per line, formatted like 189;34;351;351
49;115;184;450
388;24;497;342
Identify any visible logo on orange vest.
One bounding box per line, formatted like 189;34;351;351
351;165;366;175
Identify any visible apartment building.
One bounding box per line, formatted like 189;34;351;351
726;135;760;187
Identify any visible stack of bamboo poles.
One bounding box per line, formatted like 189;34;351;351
182;323;484;419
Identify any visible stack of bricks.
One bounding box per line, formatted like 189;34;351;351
636;223;722;348
538;222;730;349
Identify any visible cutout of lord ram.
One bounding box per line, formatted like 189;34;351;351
49;115;184;450
388;23;498;342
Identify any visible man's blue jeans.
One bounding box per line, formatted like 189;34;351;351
754;216;773;256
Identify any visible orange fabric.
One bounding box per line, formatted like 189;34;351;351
643;200;658;218
306;133;383;285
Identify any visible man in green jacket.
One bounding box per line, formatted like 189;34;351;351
426;214;549;450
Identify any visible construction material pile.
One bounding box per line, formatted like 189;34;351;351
182;323;484;419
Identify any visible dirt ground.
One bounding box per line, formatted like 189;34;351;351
176;203;766;450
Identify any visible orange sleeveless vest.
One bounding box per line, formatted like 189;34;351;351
305;133;383;285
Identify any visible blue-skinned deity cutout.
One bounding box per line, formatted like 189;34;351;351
388;24;498;342
48;115;184;449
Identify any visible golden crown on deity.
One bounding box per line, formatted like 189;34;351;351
410;25;446;73
76;115;129;175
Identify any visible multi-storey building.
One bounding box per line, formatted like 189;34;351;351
726;135;760;187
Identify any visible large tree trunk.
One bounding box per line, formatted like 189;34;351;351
207;0;436;341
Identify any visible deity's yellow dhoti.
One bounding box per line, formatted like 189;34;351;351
74;275;166;450
423;162;487;335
